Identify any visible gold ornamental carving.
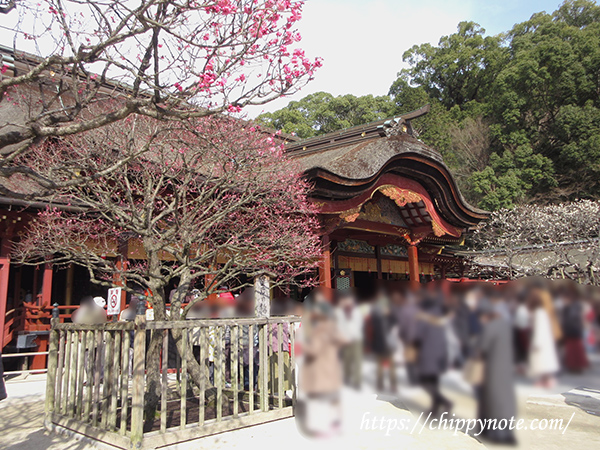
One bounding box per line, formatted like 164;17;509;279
340;207;361;223
380;186;422;207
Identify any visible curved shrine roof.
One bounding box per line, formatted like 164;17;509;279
286;106;488;231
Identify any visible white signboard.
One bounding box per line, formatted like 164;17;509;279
107;287;122;316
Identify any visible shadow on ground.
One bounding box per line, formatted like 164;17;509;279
0;399;88;450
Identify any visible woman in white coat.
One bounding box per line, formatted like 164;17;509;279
528;290;560;388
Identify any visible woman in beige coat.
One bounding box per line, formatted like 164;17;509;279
298;298;346;437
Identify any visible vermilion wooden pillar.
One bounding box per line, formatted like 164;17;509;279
115;258;129;312
41;263;53;307
408;243;420;286
0;231;13;350
31;263;53;369
319;235;332;289
0;258;9;350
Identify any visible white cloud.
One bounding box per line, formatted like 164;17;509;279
1;0;560;119
246;0;475;116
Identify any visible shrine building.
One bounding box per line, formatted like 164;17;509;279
288;105;488;293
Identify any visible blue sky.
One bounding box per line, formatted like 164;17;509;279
470;0;564;33
248;0;569;116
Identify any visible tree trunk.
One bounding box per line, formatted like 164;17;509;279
142;274;205;429
171;327;206;389
142;273;167;430
143;327;163;431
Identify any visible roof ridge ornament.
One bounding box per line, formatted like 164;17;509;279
0;0;16;14
379;104;432;138
380;117;409;137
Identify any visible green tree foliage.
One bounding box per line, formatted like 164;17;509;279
256;92;396;138
388;0;600;209
469;146;556;210
401;21;506;109
551;102;600;192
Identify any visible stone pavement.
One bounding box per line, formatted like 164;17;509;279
0;373;485;450
0;375;86;450
2;355;600;450
391;354;600;450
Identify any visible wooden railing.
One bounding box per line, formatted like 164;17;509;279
3;303;80;371
45;311;298;449
2;306;22;349
3;303;79;346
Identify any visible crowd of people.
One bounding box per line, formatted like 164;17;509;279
4;278;597;443
297;279;600;443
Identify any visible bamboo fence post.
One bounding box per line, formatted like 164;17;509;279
60;330;72;415
92;330;102;426
44;306;60;427
179;329;188;430
109;330;121;430
277;323;283;409
261;324;268;412
75;330;87;419
248;324;254;414
119;329;131;435
101;330;114;428
216;326;223;422
290;320;296;407
84;330;94;421
130;311;147;448
67;332;79;417
54;330;66;413
198;326;206;426
232;325;239;417
160;329;169;433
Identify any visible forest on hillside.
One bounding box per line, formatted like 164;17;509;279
257;0;600;211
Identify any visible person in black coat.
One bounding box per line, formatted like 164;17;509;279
370;290;398;393
414;296;451;416
561;287;589;373
476;299;517;445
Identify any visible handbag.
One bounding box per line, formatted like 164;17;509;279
463;358;485;385
404;345;418;363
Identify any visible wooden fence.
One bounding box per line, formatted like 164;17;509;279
44;311;298;449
